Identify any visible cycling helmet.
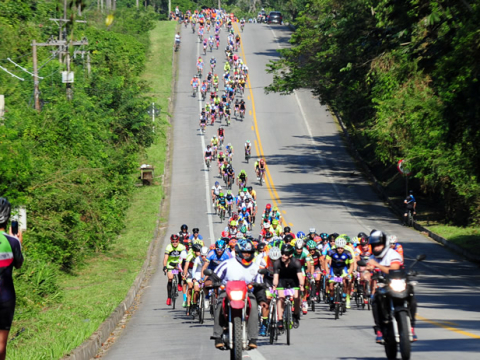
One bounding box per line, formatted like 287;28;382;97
314;236;322;243
296;231;305;239
284;234;294;243
240;192;245;197
263;222;270;229
335;237;347;249
215;239;227;250
281;243;295;256
369;230;389;258
229;239;237;247
351;236;358;246
236;232;244;239
215;181;219;186
359;236;369;246
358;232;368;239
192;228;199;233
170;234;180;242
266;203;271;210
219;192;224;197
257;242;267;252
272;219;279;225
242;207;247;212
265;232;273;239
260;159;265;164
246;140;250;143
0;198;11;224
306;240;317;251
284;226;291;234
269;246;281;260
213;135;217;138
209;244;216;250
240;226;247;234
247;186;253;191
229;220;236;226
181;224;188;231
320;233;329;241
235;239;255;266
388;235;398;244
221;230;229;238
219;152;223;156
309;227;316;234
328;233;338;242
295;239;304;249
228;143;232;147
192;243;202;252
200;246;209;256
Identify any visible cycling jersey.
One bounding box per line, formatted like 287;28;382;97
238;172;246;180
217;196;227;207
293;248;311;269
165;243;187;269
309;250;322;269
215;257;261;284
212;185;222;195
326;249;352;274
274;258;302;287
206;249;232;270
0;232;23;303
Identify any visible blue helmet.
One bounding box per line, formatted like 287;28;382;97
296;231;305;239
215;239;227;250
235;239;255;266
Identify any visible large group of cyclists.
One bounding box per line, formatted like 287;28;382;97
167;8;420;359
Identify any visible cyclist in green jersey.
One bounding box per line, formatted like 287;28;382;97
163;234;187;306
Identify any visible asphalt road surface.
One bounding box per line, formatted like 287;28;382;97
101;22;480;360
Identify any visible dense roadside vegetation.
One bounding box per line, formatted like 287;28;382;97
1;0;175;358
266;0;480;230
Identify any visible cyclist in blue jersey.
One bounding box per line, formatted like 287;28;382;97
0;198;24;360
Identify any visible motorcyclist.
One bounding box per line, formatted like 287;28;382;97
211;239;261;349
366;230;417;343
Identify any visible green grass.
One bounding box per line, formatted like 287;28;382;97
8;21;177;360
428;225;480;257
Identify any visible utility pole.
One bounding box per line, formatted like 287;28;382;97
168;0;171;18
136;0;139;10
32;40;41;112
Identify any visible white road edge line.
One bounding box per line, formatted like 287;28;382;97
197;39;216;246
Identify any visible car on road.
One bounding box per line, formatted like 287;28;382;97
267;11;283;24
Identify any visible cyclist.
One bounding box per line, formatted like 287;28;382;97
225;190;235;214
365;230;414;343
273;244;304;329
244;140;252;158
254;158;266;181
190;228;204;245
216;192;228;219
217;127;225;144
403;190;416;225
293;238;312;314
184;243;203;315
269;219;283;237
174;32;181;48
237;169;248;188
191;75;199;92
211;181;222;212
306;240;323;301
163;234;188;306
225;164;235;189
224;61;230;73
388;235;404;260
247;186;256;201
212;239;260;349
204;144;213;167
211;135;219;157
178;224;191;249
234;99;240;116
239;99;246;117
283;226;295;239
0;198;24;360
326;237;353;310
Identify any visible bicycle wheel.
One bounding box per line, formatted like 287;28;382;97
408;212;414;227
198;291;204;324
284;304;291;345
334;286;340;320
269;302;276;344
172;279;178;310
210;293;216;319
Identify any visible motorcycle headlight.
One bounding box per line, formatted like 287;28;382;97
390;279;406;292
229;290;245;301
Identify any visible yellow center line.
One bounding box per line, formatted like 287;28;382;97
235;23;283;208
417;315;480;339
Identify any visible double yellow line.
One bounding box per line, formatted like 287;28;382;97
233;23;287;225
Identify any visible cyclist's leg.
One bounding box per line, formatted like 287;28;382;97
276;289;285;321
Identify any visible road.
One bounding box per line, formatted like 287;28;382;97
101;22;480;360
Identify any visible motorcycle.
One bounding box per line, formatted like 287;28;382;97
359;254;426;360
205;270;262;360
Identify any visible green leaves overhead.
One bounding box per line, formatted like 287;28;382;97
267;0;480;224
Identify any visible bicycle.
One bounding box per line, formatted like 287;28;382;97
258;168;265;186
171;269;181;310
205;157;211;170
267;291;278;344
307;276;316;312
406;209;415;227
218;204;226;222
245;148;250;163
332;276;345;320
277;288;295;345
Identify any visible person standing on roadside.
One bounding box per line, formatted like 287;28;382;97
0;198;24;360
403;190;416;225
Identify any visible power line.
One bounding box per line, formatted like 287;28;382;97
7;58;43;79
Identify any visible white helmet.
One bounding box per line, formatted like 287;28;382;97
316;243;323;252
295;239;304;249
263;223;270;229
309;227;316;234
236;232;243;239
388;235;398;244
335;237;347;249
269;247;281;261
200;246;209;256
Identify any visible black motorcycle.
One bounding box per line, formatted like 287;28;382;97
359;254;426;360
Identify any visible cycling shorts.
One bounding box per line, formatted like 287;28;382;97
0;299;16;330
277;277;299;289
328;267;348;282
